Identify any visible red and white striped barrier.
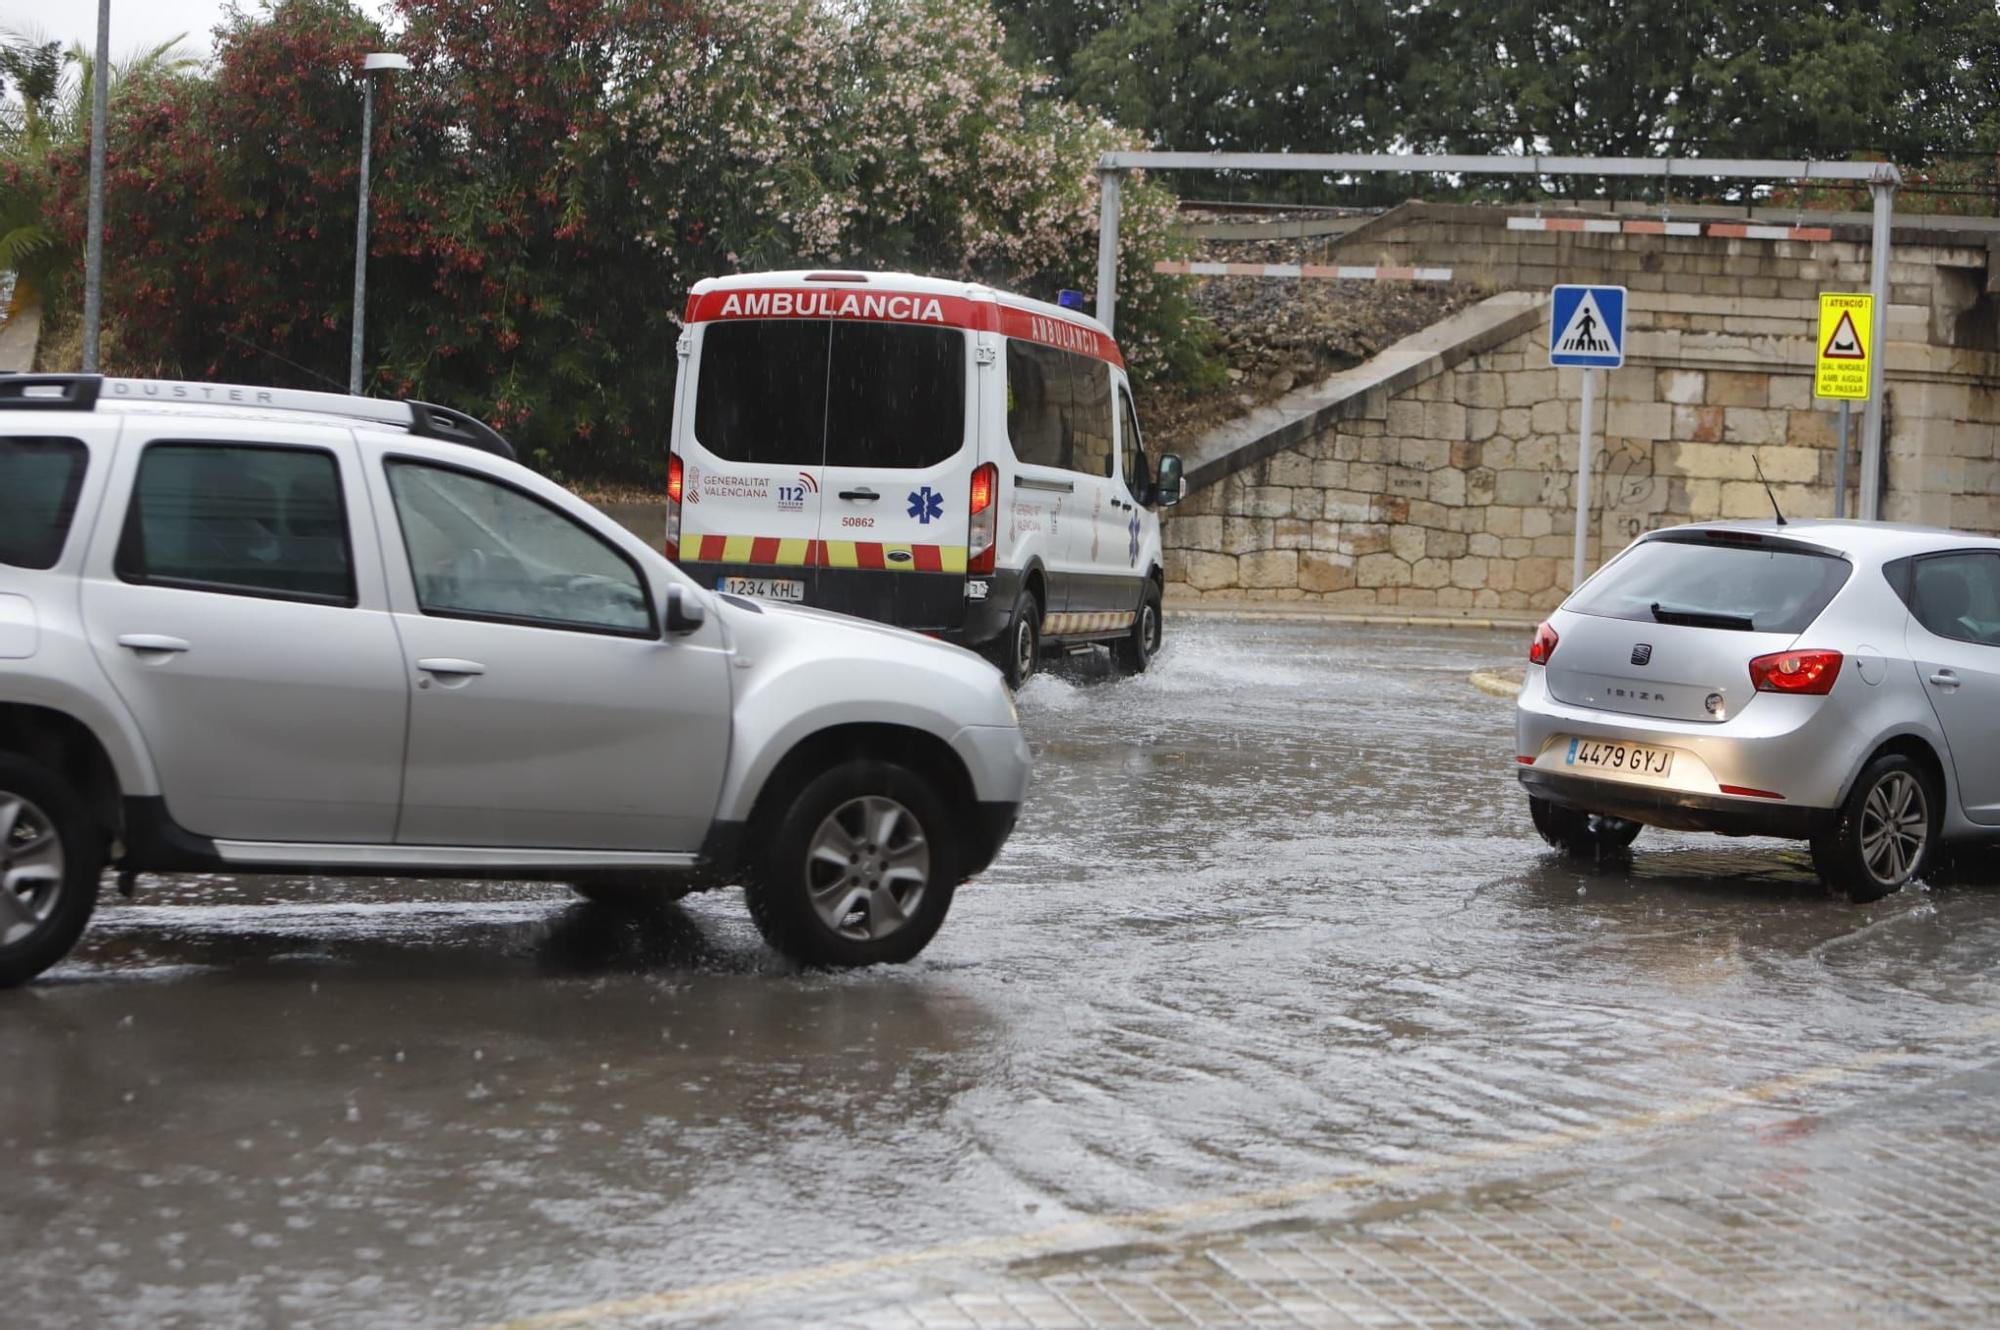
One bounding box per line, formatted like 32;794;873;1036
1152;261;1455;281
1505;217;1833;242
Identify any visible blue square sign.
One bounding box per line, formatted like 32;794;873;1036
1549;284;1627;368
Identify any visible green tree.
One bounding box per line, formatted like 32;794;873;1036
1001;0;2000;204
2;29;196;325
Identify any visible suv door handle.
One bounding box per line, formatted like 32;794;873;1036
1929;670;1961;689
837;488;879;501
117;634;190;654
417;658;486;678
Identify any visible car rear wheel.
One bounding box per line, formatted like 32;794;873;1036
745;759;960;967
1811;754;1939;903
1112;587;1163;675
1528;794;1642;860
0;754;104;988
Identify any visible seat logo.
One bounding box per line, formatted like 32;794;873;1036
1631;643;1653;666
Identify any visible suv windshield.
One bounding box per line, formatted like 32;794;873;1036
694;319;966;469
1569;534;1850;634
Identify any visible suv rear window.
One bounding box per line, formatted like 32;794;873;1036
0;436;87;569
1568;534;1850;634
116;443;354;604
693;319;966;469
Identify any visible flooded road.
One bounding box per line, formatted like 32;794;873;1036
7;620;2000;1329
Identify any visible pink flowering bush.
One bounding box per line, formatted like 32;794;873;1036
627;0;1209;387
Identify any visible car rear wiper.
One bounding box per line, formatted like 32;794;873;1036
1650;602;1755;631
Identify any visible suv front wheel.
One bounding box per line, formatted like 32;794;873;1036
746;759;960;967
0;754;104;988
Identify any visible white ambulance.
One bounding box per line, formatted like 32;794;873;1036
665;270;1185;685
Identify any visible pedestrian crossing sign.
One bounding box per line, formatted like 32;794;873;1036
1815;292;1873;400
1549;284;1627;368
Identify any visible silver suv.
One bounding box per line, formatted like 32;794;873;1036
0;375;1029;985
1517;519;2000;901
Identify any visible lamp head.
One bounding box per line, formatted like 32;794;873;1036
362;53;411;73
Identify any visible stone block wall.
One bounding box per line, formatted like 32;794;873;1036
1164;207;2000;613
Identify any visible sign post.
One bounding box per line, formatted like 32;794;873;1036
1815;291;1873;519
1549;284;1627;591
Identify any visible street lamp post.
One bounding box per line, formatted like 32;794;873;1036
81;0;110;371
349;52;409;396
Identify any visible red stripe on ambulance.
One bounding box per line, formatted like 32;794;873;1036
685;287;1124;368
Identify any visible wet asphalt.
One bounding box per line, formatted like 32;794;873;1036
6;619;2000;1329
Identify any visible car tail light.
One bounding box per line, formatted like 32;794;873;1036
665;453;684;560
1528;620;1559;666
968;462;998;575
1749;649;1842;695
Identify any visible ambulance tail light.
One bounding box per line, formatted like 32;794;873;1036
968;462;998;575
665;453;684;561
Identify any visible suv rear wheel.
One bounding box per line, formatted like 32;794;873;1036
0;753;104;988
1528;794;1642;860
746;759;960;967
1811;754;1939;903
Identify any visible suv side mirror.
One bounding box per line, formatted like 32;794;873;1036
664;584;707;636
1157;454;1185;508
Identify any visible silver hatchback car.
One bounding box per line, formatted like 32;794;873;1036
1516;519;2000;901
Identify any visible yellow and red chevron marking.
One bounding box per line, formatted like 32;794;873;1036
683;532;967;575
1041;610;1136;636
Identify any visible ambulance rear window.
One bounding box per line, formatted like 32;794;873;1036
694;320;967;470
693;321;825;467
825;323;964;469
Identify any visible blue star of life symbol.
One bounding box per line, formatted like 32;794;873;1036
1128;511;1141;565
908;487;945;525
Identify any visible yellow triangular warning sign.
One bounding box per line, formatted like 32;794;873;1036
1822;310;1866;360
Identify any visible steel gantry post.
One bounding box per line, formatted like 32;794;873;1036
1858;166;1899;521
1095;168;1122;334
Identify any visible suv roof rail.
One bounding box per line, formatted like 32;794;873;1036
407;400;516;460
0;373;104;410
1;373;518;460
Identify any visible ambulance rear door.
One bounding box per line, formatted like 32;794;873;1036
680;318;827;604
816;319;975;630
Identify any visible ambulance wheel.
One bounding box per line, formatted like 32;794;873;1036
998;590;1041;689
1113;587;1162;674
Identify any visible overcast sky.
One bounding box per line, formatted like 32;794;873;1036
0;1;396;63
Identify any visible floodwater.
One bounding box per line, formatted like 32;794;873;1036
6;620;2000;1329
